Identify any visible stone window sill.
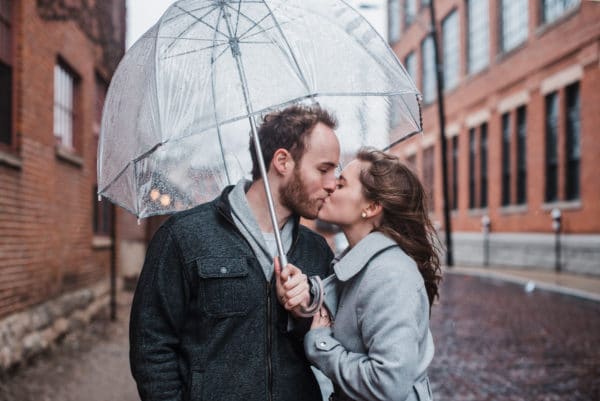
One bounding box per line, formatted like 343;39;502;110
0;149;22;170
542;200;582;212
56;144;83;167
499;204;528;215
92;236;112;249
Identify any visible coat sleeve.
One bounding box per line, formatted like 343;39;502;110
304;264;425;401
129;224;191;401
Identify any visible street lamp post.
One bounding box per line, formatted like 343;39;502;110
481;214;491;267
551;208;562;273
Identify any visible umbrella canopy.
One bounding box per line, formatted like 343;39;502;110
98;0;421;219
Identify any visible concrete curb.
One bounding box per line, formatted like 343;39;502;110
445;267;600;303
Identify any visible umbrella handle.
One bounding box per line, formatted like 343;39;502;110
294;275;324;318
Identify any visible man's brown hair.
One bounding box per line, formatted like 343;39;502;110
250;104;337;180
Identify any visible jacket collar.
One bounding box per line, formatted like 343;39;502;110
333;231;398;281
214;184;301;242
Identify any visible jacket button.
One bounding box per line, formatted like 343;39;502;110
220;267;228;274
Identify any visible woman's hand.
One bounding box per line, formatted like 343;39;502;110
311;307;332;329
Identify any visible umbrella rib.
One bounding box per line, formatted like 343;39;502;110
162;4;218;23
234;0;242;37
239;18;296;41
210;6;232;184
160;42;229;60
150;36;228;43
165;90;421;147
166;4;229;52
259;0;313;96
234;1;287;41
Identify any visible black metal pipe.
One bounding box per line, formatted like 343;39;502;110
110;203;117;321
428;0;454;266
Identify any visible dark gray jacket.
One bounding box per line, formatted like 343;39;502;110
130;186;334;401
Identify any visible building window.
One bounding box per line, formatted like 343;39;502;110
468;128;476;209
442;10;459;91
404;51;417;86
0;0;12;146
451;135;459;210
501;0;528;53
389;0;401;43
54;62;79;150
516;106;527;204
405;0;417;27
421;35;436;104
467;0;489;75
479;123;488;208
94;187;113;236
501;113;511;206
423;146;435;211
545;91;559;202
541;0;580;25
565;82;580;200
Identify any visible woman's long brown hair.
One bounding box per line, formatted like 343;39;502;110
356;148;442;307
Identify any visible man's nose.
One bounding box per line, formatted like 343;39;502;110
323;176;336;193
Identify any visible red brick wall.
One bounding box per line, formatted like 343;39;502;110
0;0;128;318
390;0;600;235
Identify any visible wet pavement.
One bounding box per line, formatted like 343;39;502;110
1;274;599;401
429;273;600;401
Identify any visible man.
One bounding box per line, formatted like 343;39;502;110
129;104;341;401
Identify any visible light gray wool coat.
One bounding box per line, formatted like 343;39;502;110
304;232;434;401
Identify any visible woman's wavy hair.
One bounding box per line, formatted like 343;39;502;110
356;148;442;308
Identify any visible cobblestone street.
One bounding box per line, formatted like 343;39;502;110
1;273;599;401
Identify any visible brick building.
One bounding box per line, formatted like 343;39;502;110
0;0;144;369
387;0;599;274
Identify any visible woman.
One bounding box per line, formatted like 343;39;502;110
304;148;441;401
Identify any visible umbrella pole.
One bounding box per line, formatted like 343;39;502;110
221;10;288;267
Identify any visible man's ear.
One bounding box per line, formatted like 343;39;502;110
271;148;294;176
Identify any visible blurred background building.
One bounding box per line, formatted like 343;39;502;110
0;0;145;370
387;0;599;275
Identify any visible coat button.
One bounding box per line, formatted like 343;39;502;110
220;267;228;274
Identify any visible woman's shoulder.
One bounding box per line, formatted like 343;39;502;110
364;246;424;291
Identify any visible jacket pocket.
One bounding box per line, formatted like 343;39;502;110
196;258;249;317
413;376;433;401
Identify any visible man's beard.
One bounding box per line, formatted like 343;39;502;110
280;167;321;219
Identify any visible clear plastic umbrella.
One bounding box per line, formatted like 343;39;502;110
98;0;422;264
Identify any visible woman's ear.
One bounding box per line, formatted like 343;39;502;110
271;148;293;176
366;201;383;218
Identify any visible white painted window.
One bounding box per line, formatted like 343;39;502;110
542;0;579;24
54;63;76;149
467;0;489;74
421;35;436;103
442;10;459;90
501;0;528;52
